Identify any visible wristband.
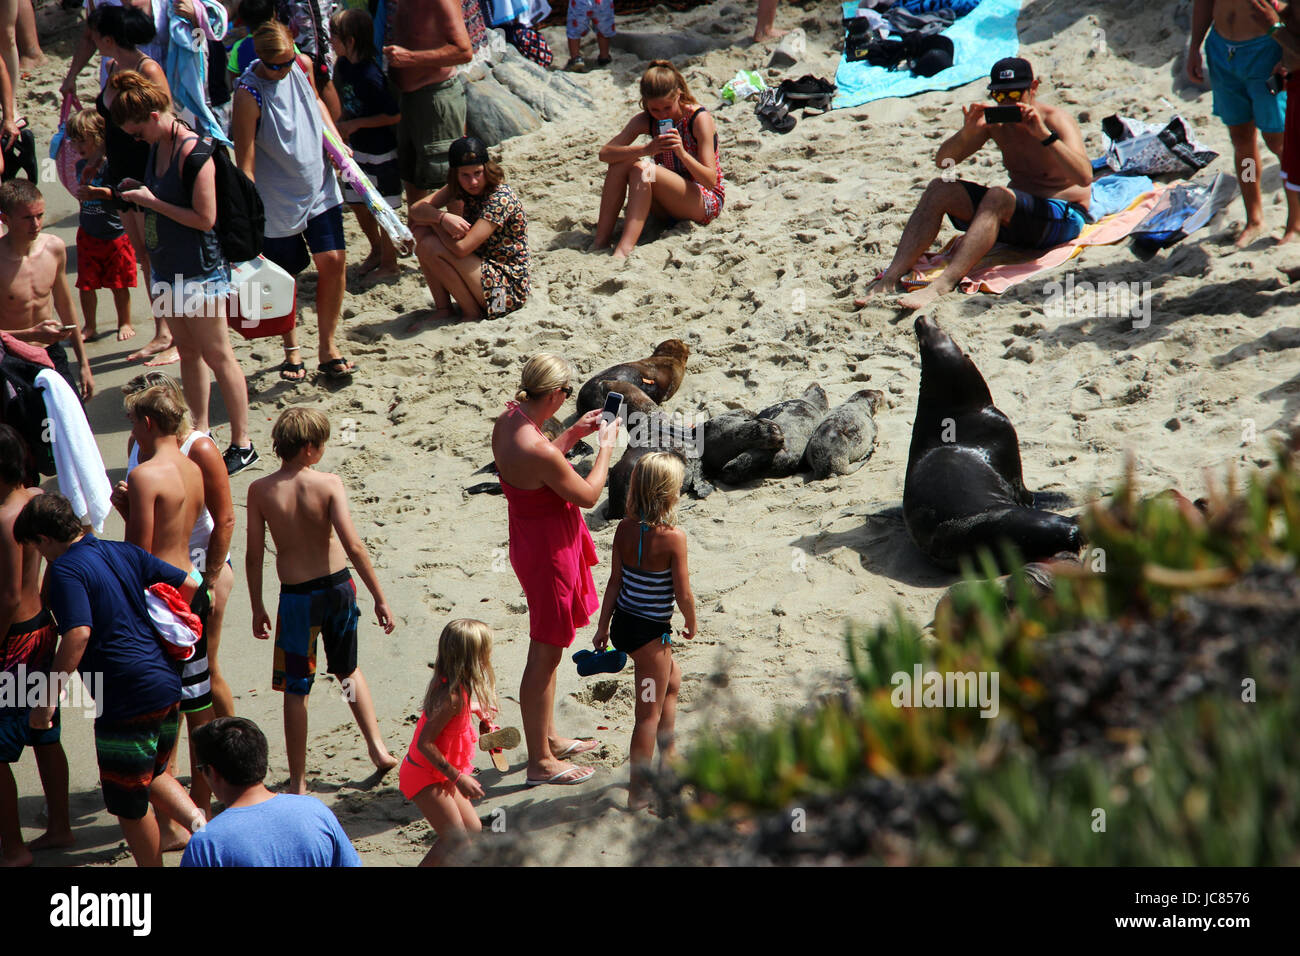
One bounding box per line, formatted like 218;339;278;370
1270;21;1285;35
1040;129;1060;147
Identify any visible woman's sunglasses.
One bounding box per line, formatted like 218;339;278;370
990;88;1025;103
265;58;296;72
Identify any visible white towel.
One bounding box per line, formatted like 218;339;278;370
35;369;112;533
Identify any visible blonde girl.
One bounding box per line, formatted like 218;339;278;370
593;452;697;810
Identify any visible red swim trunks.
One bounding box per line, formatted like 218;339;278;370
75;228;137;291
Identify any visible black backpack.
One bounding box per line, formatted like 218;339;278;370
182;137;266;264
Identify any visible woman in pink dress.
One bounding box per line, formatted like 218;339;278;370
491;354;618;786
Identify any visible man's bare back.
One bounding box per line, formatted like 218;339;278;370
987;101;1091;209
387;0;468;92
1212;0;1278;41
0;486;44;630
248;469;349;586
128;449;204;573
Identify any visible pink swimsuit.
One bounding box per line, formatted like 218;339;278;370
399;686;478;799
498;403;600;648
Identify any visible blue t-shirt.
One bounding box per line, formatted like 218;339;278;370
179;794;363;867
46;535;187;723
332;57;399;157
74;158;126;241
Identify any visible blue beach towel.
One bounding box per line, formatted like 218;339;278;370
834;0;1022;110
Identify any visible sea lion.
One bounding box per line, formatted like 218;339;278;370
607;412;713;519
699;410;785;485
903;315;1082;570
804;389;882;479
577;339;690;414
757;383;830;477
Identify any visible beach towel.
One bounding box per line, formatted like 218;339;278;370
1089;174;1155;221
166;1;232;147
145;583;203;663
834;0;1021;109
34;369;113;533
898;184;1166;295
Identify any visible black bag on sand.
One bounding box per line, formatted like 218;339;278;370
182;137;266;264
777;75;836;114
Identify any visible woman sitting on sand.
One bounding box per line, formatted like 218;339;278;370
594;59;724;258
409;136;531;324
491;354;618;786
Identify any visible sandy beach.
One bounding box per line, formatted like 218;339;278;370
10;0;1300;865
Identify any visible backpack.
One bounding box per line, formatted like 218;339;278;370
777;75;836;115
182;137;266;264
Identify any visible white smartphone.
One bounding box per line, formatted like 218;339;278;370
601;391;626;427
656;118;674;137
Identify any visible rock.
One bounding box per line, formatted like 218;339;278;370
610;31;712;61
492;60;595;121
769;28;806;69
495;45;596;111
465;74;542;146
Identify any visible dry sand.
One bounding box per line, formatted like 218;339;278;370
11;0;1299;865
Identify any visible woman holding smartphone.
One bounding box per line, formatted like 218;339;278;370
593;59;724;258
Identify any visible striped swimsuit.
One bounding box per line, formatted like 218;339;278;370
610;522;675;654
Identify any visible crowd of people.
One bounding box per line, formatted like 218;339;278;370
1;0;1298;868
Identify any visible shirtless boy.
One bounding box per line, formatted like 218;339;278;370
114;384;214;844
246;407;397;794
1189;0;1300;246
0;180;93;399
0;426;72;867
383;0;473;204
857;58;1093;313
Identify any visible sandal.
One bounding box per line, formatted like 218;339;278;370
278;361;306;382
754;88;796;134
318;357;356;380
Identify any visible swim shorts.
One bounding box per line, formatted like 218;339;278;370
261;203;347;277
1205;27;1287;133
273;569;360;696
396;78;466;191
75;229;138;291
0;610;62;762
95;702;181;820
180;585;212;715
609;607;672;655
567;0;616;40
949;181;1088;249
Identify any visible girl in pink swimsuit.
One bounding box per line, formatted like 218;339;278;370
400;619;500;866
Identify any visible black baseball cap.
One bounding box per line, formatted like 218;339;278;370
448;136;489;169
988;57;1033;91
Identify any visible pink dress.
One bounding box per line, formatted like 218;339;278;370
498;403;600;648
399;687;478;799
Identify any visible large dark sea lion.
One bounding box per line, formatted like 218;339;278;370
699;410;785;484
577;339;690;414
903;316;1082;570
607;412;713;519
757;383;829;477
805;389;883;479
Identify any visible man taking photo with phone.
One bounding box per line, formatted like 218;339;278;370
857;58;1091;313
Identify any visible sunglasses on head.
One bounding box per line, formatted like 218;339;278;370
990;88;1025;102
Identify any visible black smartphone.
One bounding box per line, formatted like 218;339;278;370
1267;73;1285;96
985;105;1023;124
601;391;626;426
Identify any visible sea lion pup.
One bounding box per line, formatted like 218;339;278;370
576;339;690;414
805;389;884;479
699;410;785;485
903;315;1082;570
757;383;830;477
607;412;712;519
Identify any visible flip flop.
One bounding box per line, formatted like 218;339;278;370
278;360;306;382
572;648;628;676
525;765;595;787
553;738;599;758
478;723;520;774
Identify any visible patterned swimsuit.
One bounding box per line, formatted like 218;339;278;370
654;107;725;224
464;183;531;318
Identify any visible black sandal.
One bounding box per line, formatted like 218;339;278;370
318;357;357;380
278;346;306;382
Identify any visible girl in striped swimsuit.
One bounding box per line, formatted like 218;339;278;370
593;453;697;810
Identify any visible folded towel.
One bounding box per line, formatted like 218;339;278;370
34;369;112;533
146;582;203;662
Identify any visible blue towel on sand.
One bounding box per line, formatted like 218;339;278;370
1089;174;1155;221
834;0;1022;110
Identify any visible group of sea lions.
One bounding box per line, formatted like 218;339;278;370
473;319;1083;571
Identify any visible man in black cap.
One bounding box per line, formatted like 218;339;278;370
857;57;1093;312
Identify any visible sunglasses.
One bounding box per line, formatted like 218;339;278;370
265;58;296;72
990;88;1025;102
558;385;573;398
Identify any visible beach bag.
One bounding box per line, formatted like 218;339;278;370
49;92;83;198
777;75;836;114
1102;114;1218;175
0;347;55;478
909;33;953;77
181;136;266;264
505;24;553;67
1130;172;1236;260
1;125;37;183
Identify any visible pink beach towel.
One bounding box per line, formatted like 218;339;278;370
900;185;1169;295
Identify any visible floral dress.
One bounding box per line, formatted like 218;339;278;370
464;183;530;318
